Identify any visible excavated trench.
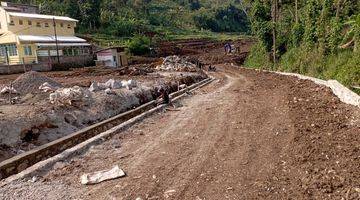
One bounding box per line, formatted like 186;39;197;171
0;72;207;163
0;76;213;180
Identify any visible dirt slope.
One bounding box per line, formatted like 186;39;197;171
0;65;359;200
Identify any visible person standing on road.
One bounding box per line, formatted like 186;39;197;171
224;43;233;54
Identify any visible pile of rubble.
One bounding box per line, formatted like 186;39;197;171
0;70;141;106
156;56;197;72
48;79;138;105
12;71;63;94
49;86;92;106
0;86;18;95
89;79;138;92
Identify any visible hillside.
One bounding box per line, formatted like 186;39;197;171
12;0;250;45
245;0;360;90
11;0;359;90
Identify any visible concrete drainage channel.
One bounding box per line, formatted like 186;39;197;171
0;77;214;182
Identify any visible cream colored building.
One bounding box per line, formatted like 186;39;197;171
0;2;90;65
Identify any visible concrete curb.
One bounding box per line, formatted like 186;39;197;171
276;72;360;108
0;77;214;186
251;67;360;108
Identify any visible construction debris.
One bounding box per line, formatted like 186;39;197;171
80;165;126;185
156;56;197;72
0;86;18;94
89;79;137;92
122;80;138;90
12;71;62;94
49;86;92;105
38;82;59;93
105;79;122;89
104;88;116;95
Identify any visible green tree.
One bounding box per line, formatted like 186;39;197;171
303;0;319;47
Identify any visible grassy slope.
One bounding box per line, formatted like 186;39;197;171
244;43;360;93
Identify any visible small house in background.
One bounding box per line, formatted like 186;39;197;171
95;47;128;68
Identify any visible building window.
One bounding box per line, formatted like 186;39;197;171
24;46;32;56
36;22;41;27
60;23;63;27
63;48;71;56
0;46;6;56
45;23;49;27
9;20;15;26
67;24;71;29
73;48;79;55
79;47;90;55
19;20;23;25
0;44;18;56
8;44;17;56
28;20;32;25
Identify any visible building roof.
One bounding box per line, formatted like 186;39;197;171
8;12;78;22
3;7;22;12
18;35;86;42
36;43;91;47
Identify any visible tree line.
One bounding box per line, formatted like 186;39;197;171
13;0;250;36
245;0;359;88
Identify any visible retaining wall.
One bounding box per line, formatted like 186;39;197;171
0;55;94;75
0;63;51;75
277;72;360;107
38;55;94;70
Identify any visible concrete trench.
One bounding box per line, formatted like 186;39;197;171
0;77;213;181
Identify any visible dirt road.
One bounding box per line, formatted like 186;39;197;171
1;65;359;200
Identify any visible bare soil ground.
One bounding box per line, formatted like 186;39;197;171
1;64;358;200
0;39;252;163
0;38;253;88
0;70;205;162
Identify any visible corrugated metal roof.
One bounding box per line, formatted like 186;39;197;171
18;35;86;42
8;12;78;22
36;43;91;47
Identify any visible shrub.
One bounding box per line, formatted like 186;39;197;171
193;5;250;33
244;42;270;69
323;50;360;87
127;35;151;56
105;17;147;37
280;46;324;77
279;46;360;88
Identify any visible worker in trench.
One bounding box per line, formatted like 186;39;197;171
158;87;172;106
158;87;180;109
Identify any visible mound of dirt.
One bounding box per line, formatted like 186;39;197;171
12;71;62;94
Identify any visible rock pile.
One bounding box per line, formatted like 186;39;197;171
0;86;18;94
50;86;92;106
12;71;62;94
39;82;60;92
156;56;197;72
89;79;138;92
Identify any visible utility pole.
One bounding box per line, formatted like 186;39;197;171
53;17;60;64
